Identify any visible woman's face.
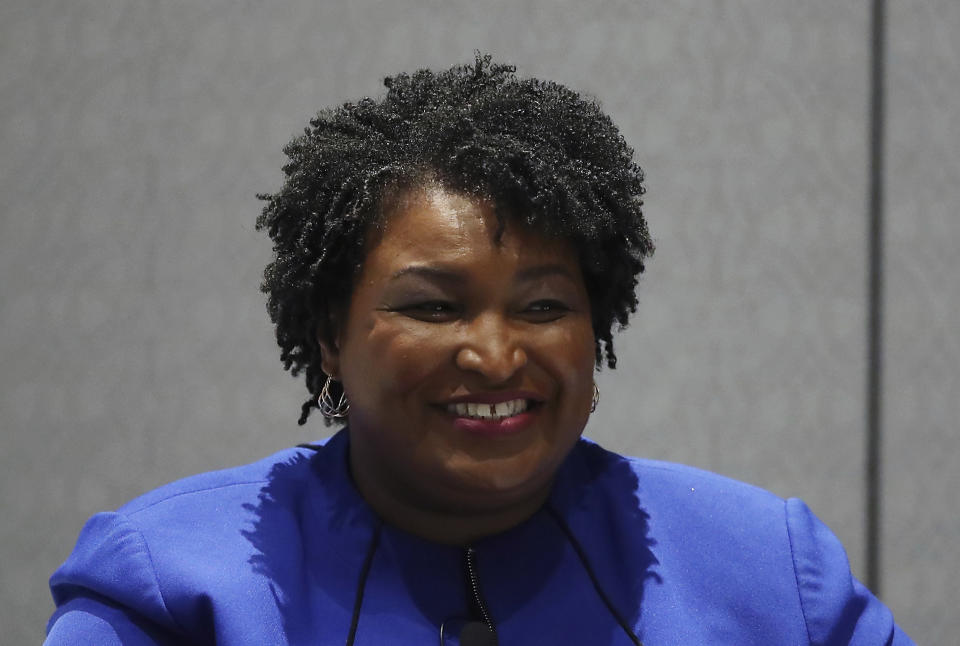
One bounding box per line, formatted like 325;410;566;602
320;184;596;528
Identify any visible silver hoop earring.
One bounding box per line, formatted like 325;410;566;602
318;377;350;418
590;382;600;413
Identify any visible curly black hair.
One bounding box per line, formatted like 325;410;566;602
256;54;654;425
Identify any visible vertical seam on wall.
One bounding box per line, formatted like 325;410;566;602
866;0;886;598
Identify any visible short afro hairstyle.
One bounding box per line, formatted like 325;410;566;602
256;54;654;425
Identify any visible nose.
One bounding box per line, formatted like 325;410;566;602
454;313;528;383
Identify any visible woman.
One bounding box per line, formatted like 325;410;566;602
46;56;912;645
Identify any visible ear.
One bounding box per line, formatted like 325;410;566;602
316;322;341;379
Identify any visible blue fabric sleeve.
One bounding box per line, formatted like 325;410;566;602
45;512;182;644
785;498;915;645
44;597;181;645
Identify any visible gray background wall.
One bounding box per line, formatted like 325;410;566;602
1;1;956;643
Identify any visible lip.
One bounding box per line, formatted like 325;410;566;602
449;407;539;436
437;390;544;436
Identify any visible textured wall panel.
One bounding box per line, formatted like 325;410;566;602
884;1;960;642
585;7;871;591
593;3;868;520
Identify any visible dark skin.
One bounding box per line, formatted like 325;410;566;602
319;184;597;545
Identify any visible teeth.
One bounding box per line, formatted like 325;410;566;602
448;399;529;420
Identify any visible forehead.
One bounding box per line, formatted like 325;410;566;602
381;185;495;247
365;185;577;270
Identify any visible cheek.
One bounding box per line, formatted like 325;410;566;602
344;320;452;398
546;322;596;370
532;322;596;394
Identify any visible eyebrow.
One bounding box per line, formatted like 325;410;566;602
389;263;576;284
389;265;466;284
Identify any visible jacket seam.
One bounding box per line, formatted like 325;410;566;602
784;499;814;645
116;511;192;638
124;480;270;516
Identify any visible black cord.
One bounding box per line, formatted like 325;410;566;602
545;505;644;646
345;522;382;646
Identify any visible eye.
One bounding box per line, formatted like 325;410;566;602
395;301;461;322
521;299;571;322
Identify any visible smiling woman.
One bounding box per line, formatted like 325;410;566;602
44;55;913;645
327;185;596;545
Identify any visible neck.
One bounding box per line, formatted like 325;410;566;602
348;451;553;546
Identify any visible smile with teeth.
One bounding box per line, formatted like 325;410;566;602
447;399;530;420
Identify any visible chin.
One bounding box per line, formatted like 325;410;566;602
440;451;556;499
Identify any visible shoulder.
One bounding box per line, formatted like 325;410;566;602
569;440;912;644
563;440;795;591
116;443;320;517
573;438;787;524
48;435;350;642
577;441;799;573
630;454;789;523
105;438;348;580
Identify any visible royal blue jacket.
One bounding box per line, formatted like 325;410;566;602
46;430;913;644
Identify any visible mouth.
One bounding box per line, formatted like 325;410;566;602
445;398;534;421
440;392;544;435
